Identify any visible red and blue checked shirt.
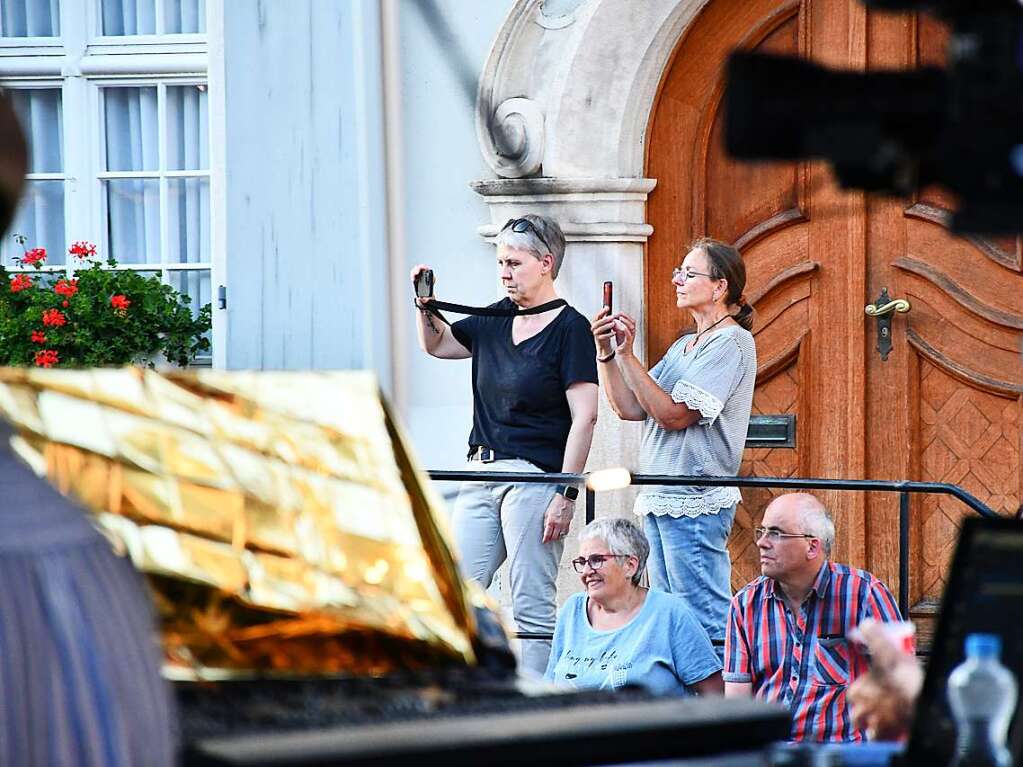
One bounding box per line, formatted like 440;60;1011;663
723;561;901;743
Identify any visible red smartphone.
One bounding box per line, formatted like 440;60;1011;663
603;281;613;314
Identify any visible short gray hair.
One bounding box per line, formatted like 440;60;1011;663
494;214;567;278
578;517;649;586
793;495;835;556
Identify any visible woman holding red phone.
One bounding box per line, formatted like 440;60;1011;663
590;237;756;655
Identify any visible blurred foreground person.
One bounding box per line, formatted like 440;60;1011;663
0;91;175;766
546;517;723;696
0;85;27;233
847;618;924;741
0;429;176;766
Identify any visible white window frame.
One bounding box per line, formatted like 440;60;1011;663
0;0;221;366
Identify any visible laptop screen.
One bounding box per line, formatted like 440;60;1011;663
905;517;1023;765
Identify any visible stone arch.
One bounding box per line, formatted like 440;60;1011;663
476;0;712;180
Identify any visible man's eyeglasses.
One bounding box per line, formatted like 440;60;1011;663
754;526;818;542
502;217;553;255
571;553;630;573
672;267;716;283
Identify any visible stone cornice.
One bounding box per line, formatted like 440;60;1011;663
471;176;657;243
471;176;656;198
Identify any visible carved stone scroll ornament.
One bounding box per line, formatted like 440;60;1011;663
479;97;546;179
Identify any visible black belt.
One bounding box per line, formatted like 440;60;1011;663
467;447;556;474
468;446;518;464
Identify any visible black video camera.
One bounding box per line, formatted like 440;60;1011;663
725;0;1023;233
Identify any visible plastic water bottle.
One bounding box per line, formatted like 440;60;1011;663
947;633;1018;767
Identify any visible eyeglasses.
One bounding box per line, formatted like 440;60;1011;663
502;217;553;255
754;526;818;542
672;267;716;283
571;553;630;573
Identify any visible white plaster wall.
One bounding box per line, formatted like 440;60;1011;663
396;0;517;475
219;0;391;376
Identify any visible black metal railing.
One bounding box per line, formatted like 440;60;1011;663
428;469;998;625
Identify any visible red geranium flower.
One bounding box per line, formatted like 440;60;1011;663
9;274;32;292
54;278;78;298
30;330;46;344
68;241;97;259
21;248;46;267
110;294;131;312
33;349;59;368
41;309;66;327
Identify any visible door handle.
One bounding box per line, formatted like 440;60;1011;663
864;298;911;317
865;288;910;361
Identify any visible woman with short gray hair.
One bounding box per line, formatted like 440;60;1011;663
411;214;598;675
545;517;723;696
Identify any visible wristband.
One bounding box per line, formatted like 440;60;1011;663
597;350;616;363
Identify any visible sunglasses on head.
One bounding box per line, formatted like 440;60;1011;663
502;217;553;255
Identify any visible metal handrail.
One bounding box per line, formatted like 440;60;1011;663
427;469;998;626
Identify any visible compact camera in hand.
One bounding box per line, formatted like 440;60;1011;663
415;269;435;299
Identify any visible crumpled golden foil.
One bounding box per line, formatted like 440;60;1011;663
0;368;477;676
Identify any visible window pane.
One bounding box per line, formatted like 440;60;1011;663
167;178;209;264
167;269;212;359
104;87;158;171
166;86;208;170
164;0;205;34
0;0;60;37
167;269;210;317
4;180;65;266
9;88;63;173
101;0;156;35
105;179;160;264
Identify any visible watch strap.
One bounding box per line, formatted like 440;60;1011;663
557;484;580;501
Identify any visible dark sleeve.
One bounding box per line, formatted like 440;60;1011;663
450;315;478;352
559;313;598;387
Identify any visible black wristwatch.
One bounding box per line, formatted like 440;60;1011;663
557;485;579;501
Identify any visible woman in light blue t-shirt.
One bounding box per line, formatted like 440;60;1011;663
545;518;722;696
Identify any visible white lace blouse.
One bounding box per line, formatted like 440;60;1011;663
633;325;757;518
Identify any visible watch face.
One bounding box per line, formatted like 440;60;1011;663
562;486;579;500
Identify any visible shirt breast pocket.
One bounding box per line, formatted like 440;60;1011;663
811;637;851;686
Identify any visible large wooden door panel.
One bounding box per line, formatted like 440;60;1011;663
647;0;1022;604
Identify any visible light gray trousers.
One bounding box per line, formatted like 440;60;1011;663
450;458;563;675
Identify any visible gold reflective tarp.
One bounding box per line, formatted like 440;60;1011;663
0;368;478;676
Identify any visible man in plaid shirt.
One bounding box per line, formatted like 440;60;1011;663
724;493;901;742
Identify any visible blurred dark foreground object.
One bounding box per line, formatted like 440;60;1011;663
725;0;1023;234
0;426;176;767
0;91;174;767
0;91;27;235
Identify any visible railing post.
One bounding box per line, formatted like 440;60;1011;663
899;491;910;619
585;486;595;525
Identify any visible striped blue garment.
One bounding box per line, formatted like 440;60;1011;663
723;561;902;743
0;442;176;767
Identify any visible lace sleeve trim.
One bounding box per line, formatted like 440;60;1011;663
633;487;742;518
669;379;724;425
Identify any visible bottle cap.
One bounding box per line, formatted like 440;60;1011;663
965;633;1001;660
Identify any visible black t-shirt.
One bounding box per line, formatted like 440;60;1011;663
451;299;598;473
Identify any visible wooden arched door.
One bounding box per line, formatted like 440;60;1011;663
645;0;1023;621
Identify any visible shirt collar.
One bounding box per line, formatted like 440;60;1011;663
765;560;832;600
810;560;833;599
